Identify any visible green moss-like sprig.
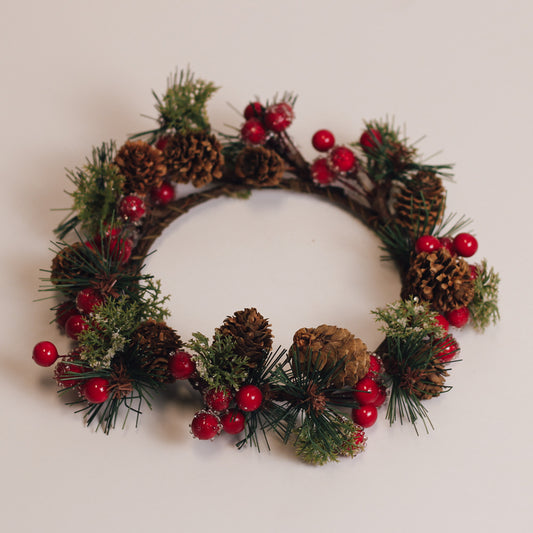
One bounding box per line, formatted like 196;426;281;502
469;259;500;332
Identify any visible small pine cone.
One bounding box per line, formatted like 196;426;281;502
394;171;446;236
400;359;449;400
387;141;415;174
50;243;84;285
108;359;134;400
290;325;370;388
131;320;183;383
216;308;273;368
401;248;475;313
163;132;224;188
115;140;167;194
234;146;284;187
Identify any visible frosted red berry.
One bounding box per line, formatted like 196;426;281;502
56;301;77;329
415;235;442;253
453;233;478;257
65;314;88;340
445;307;470;328
220;410;246;435
312;129;335;152
244;101;264;120
360;128;382;152
119;195;146;222
353;376;380;406
436;335;460;363
151;181;175;205
32;341;59;367
434;314;449;334
439;237;456;255
241;118;267;144
205;388;232;412
191;411;221;440
469;264;479;280
155;136;169;151
351;405;378;428
367;354;382;377
329;146;357;173
236;384;263;412
311;157;336;185
83;377;109;404
168;351;196;380
264;102;294;132
76;288;104;314
109;236;133;265
55;357;85;388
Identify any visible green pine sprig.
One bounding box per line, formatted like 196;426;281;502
468;259;500;332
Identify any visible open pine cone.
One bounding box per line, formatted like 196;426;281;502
50;243;85;288
290;325;370;388
399;358;449;400
131;320;183;383
163;132;224;188
394;171;445;236
401;248;475;313
115;140;167;194
216;308;273;368
234;146;284;187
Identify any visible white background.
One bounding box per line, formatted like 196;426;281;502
1;1;532;532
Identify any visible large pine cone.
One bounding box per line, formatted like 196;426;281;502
290;325;370;388
401;248;475;313
400;359;449;400
216;308;273;368
394;171;445;236
51;243;85;286
115;140;167;194
234;146;284;187
163;132;224;188
131;320;183;383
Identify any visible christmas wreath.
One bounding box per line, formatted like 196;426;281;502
33;69;500;465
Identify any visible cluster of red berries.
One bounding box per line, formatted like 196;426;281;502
310;127;382;186
167;350;261;440
351;354;387;428
118;180;175;224
240;101;294;144
415;232;479;329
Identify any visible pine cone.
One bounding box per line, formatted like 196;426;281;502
163;132;224;188
234;146;284;187
131;320;183;383
216;308;273;368
400;359;449;400
394;171;446;236
401;248;475;313
290;325;370;388
115;140;167;194
51;243;84;286
387;141;415;174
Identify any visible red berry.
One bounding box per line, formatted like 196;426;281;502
367;354;382;377
65;314;88;340
353;376;380;406
415;235;442;253
453;233;478;257
83;377;109;403
264;102;294;132
312;129;335;152
439;237;456;255
76;288;104;314
329;146;357;173
119;195;146;222
436;335;460;362
155;136;169;151
32;341;59;367
241;118;267;144
445;307;470;328
220;410;246;434
434;314;449;334
236;384;263;412
205;388;232;411
372;385;387;408
191;411;221;440
54;357;86;388
244;101;264;120
151;181;175;205
360;128;382;152
351;405;378;428
56;301;77;329
168;351;196;380
469;264;479;280
311;157;336;185
109;236;133;265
